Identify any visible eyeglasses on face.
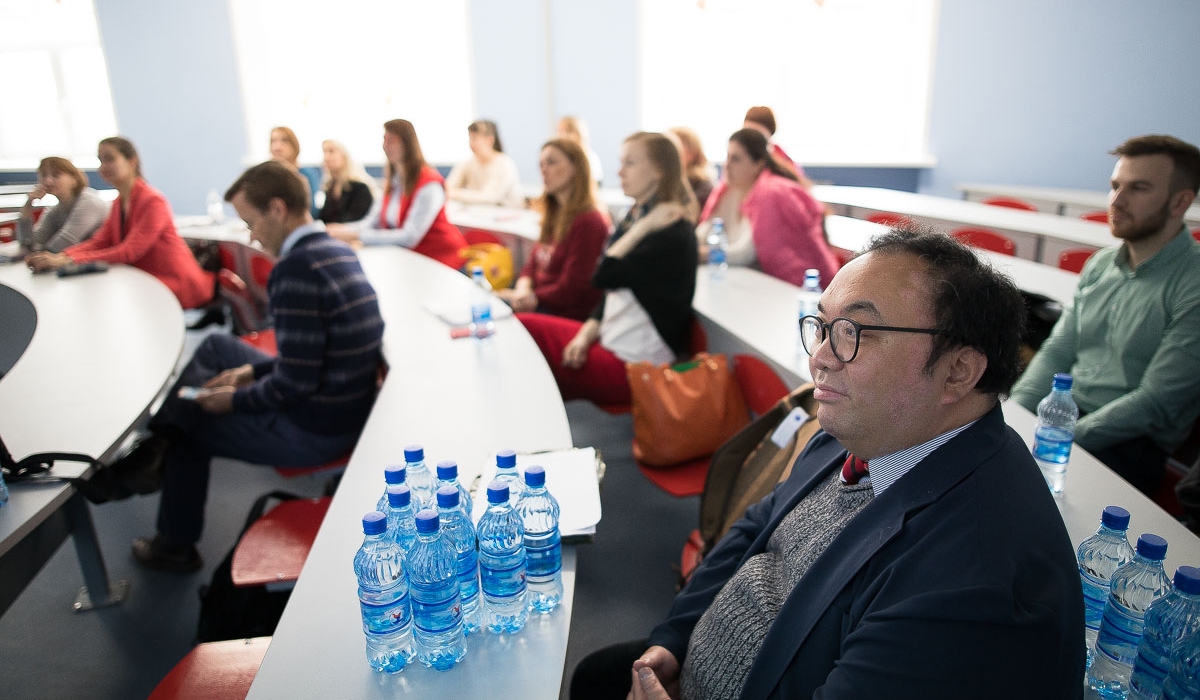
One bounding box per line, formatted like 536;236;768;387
799;315;945;363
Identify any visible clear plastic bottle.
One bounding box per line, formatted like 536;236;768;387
206;188;224;224
436;485;481;635
384;484;418;554
796;268;822;322
407;508;466;670
1089;533;1172;700
403;445;436;511
492;448;525;507
1080;506;1137;669
1161;628;1200;700
353;511;416;674
435;459;472;518
469;266;495;338
706;217;728;280
1032;373;1079;494
1131;566;1200;700
517;465;563;614
375;463;406;513
477;480;528;634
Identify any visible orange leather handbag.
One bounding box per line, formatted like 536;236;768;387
627;353;751;467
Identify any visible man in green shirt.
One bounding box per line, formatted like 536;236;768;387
1010;134;1200;497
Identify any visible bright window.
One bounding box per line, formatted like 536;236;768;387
639;0;938;167
229;0;475;168
0;0;118;168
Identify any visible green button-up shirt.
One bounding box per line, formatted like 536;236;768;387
1010;226;1200;453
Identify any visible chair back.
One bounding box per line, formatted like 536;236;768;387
952;227;1016;256
1080;210;1109;223
217;269;269;334
1058;249;1095;273
982;196;1038;212
733;354;790;416
866;212;913;227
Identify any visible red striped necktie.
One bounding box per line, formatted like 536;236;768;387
841;454;869;485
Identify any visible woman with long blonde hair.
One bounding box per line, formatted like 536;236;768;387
317;139;377;224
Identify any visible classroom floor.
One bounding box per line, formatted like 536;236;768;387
0;327;697;700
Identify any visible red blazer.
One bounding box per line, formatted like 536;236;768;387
382;165;468;269
66;180;214;309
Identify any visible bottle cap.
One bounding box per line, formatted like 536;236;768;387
496;449;516;469
362;511;387;535
472;266;484;276
415;509;439;533
1100;505;1131;531
404;445;424;462
386;484;411;508
1174;566;1200;595
383;464;406;484
1135;533;1168;560
487;479;510;504
524;465;546;488
1051;373;1073;390
436;460;458;480
437;484;460;508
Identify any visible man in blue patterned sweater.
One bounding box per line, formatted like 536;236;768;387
117;160;384;572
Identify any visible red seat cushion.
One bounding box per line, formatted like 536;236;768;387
231;498;331;587
636;457;709;498
148;637;270;700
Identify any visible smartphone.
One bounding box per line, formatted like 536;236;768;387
177;386;206;400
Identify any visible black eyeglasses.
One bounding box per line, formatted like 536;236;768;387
799;315;945;363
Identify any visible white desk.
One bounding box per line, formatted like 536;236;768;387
246;247;576;699
957;182;1200;227
0;259;184;614
0;188;118;212
815;185;1113;264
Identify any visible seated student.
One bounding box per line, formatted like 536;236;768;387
1011;134;1200;497
317;139;377;224
517;132;697;406
16;157;109;253
328;119;468;270
98;160;385;572
269;125;315;202
743;105;805;179
496;138;608;321
557;115;605;186
571;229;1085;700
696;128;838;286
669;126;715;210
446;120;524;208
26;137;214;309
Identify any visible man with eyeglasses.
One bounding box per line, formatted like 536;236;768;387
571;229;1084;700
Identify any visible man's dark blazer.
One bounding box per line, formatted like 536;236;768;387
648;403;1085;699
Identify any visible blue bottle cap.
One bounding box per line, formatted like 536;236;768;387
436;484;460;508
487;479;510;504
384;464;406;484
415;509;439;533
1100;505;1131;531
1174;566;1200;595
404;445;424;462
1051;373;1073;390
436;460;458;480
362;511;387;535
524;465;546;488
496;449;516;469
386;484;411;508
1135;533;1168;560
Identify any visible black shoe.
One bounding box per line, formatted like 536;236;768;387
71;471;134;505
131;535;203;573
187;307;226;330
109;435;170;495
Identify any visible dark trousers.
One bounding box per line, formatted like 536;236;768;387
569;639;648;700
1088;436;1168;497
1178;461;1200;529
152;334;359;545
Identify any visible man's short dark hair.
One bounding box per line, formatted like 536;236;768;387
1111;134;1200;195
224;160;310;214
863;228;1027;396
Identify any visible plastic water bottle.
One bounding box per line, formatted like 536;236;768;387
1080;506;1137;669
1130;566;1200;699
206;188;224;224
403;445;436;511
0;467;9;506
436;460;473;518
436;485;481;635
469;266;494;338
492;449;525;507
517;465;563;614
1089;533;1172;699
1032;373;1079;494
477;480;528;634
407;509;466;670
384;484;418;553
706;217;728;280
1161;628;1200;699
353;511;416;673
797;268;822;322
375;463;406;512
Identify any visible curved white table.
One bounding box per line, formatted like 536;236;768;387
246;247;576;699
0;260;184;614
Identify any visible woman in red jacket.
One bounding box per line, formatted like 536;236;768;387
27;137;214;309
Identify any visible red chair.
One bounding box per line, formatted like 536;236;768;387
952;227;1016;256
147;636;270;700
1058;249;1095;273
0;222;15;243
866;212;913;227
982;196;1038;212
462;228;504;246
231;497;332;589
1080;211;1109;224
217;269;271;335
1192;229;1200;242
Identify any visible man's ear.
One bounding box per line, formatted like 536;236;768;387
941;345;987;404
1170;187;1196;221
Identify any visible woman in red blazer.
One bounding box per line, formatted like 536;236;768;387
27;137;214;309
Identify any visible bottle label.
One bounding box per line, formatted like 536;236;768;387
360;593;411;635
1096;597;1146;665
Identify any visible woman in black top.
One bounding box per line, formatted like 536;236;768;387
317;140;377;224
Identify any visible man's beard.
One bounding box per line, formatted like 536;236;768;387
1110;199;1171;242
